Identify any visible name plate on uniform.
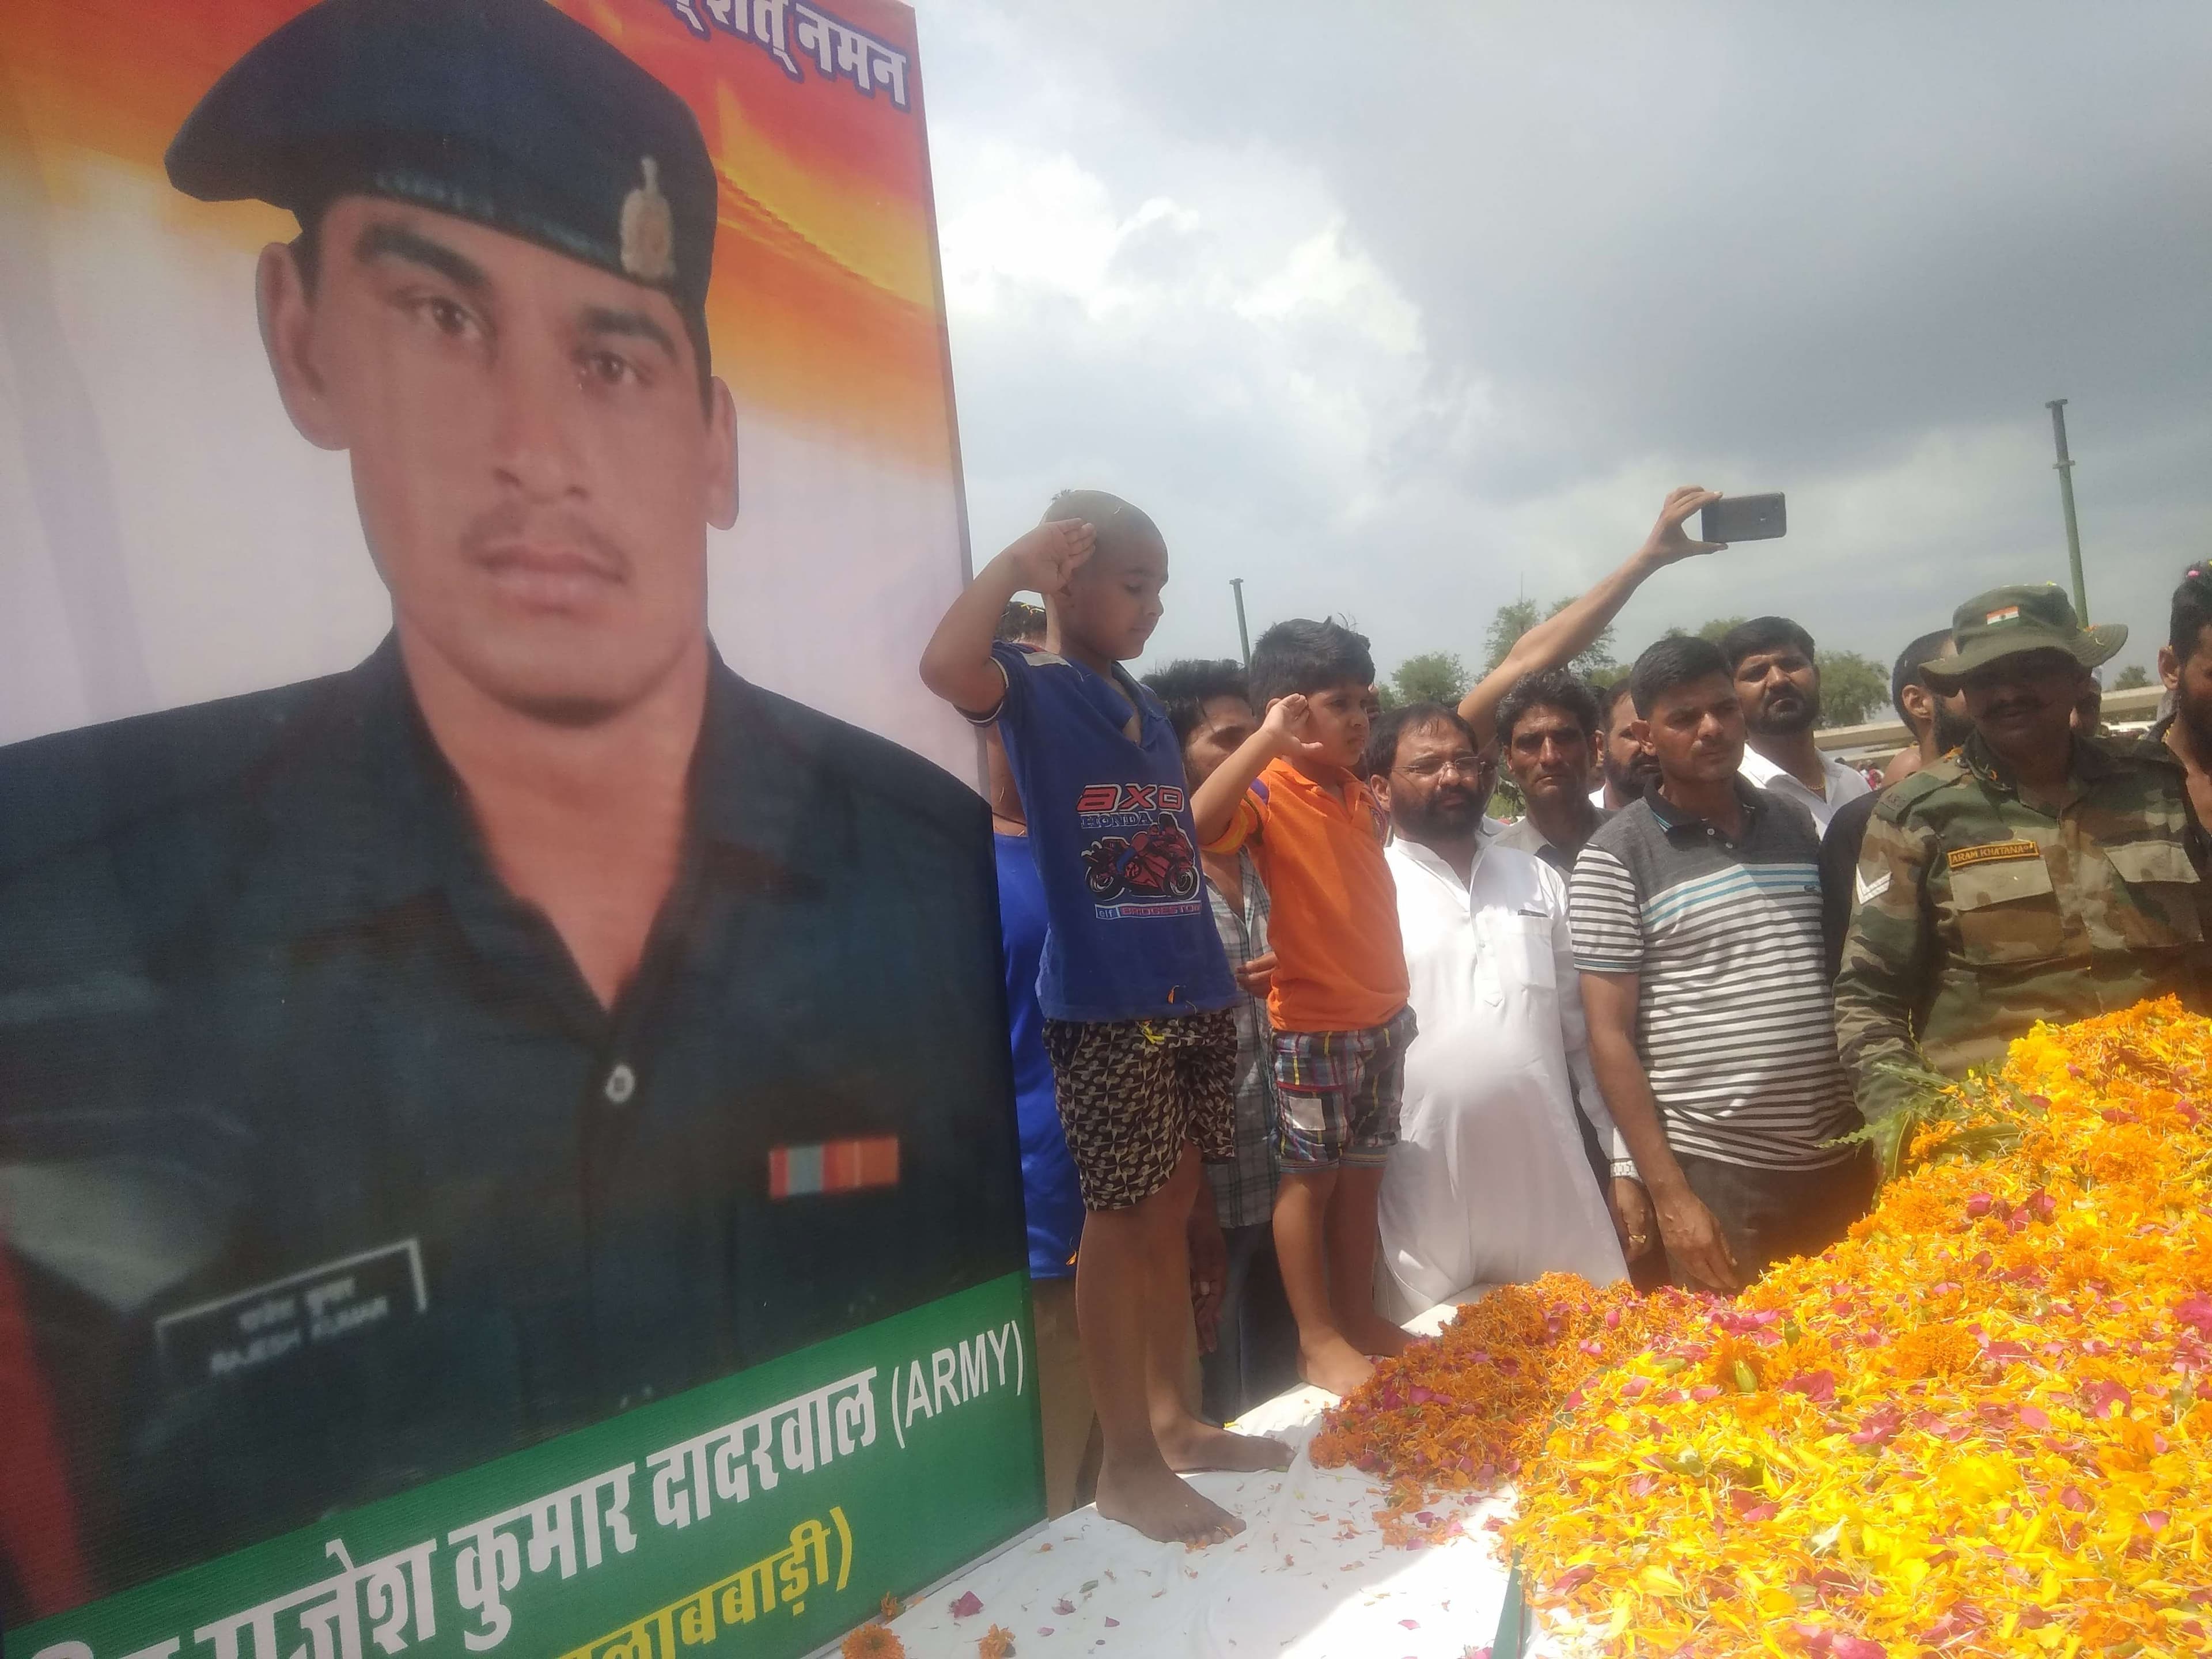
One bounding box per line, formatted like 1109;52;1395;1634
1946;839;2041;871
152;1238;429;1391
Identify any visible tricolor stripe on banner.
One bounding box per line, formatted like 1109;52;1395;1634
768;1137;900;1199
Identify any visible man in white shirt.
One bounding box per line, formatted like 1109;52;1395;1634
1721;616;1871;833
1360;704;1633;1316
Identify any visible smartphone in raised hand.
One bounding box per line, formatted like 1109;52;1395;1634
1700;493;1786;542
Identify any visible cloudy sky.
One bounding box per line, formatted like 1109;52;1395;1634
918;1;2208;693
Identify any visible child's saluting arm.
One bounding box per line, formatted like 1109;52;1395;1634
919;519;1094;717
1191;694;1333;849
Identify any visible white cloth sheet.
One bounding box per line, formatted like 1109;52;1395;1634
884;1304;1521;1659
1737;744;1871;833
1376;835;1628;1319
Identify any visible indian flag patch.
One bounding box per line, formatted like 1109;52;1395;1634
1984;605;2021;624
769;1136;900;1199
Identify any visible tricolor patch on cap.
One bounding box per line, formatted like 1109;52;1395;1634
1984;605;2021;624
769;1137;900;1199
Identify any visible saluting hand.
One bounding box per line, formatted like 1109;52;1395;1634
1637;484;1726;567
1653;1182;1741;1293
1260;694;1335;766
1004;518;1095;598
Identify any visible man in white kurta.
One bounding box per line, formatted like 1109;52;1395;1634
1365;706;1631;1317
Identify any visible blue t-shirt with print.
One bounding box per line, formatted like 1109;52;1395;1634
983;641;1237;1024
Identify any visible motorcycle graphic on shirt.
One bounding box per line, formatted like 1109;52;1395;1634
1074;785;1206;919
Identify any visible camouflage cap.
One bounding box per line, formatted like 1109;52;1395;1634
1921;584;2126;690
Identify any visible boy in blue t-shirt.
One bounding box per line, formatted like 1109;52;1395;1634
923;492;1289;1546
986;603;1093;1518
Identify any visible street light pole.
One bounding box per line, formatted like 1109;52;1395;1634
2046;398;2089;622
1230;578;1252;672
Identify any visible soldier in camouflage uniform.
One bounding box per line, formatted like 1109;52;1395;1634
1835;585;2210;1122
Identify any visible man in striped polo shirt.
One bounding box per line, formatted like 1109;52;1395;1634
1569;637;1872;1292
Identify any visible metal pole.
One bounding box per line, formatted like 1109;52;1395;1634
2046;398;2089;621
1230;578;1252;671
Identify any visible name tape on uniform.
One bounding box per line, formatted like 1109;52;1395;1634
1946;839;2041;872
153;1238;427;1391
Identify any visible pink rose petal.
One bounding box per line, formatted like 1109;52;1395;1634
1782;1369;1837;1405
949;1591;983;1619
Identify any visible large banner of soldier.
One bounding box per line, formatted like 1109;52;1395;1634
0;2;1042;1653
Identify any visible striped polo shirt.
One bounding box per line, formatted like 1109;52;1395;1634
1567;779;1860;1170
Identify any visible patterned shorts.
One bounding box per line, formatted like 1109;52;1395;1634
1271;1006;1419;1171
1042;1009;1238;1211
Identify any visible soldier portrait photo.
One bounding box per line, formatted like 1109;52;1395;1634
0;0;1024;1619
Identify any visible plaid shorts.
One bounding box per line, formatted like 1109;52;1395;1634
1271;1005;1418;1171
1042;1009;1238;1211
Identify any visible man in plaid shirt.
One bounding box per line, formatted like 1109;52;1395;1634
1147;661;1300;1420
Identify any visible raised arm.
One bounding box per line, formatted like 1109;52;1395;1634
1190;695;1331;847
1457;485;1724;744
919;519;1094;715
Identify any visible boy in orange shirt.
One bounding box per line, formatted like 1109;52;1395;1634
1192;620;1413;1395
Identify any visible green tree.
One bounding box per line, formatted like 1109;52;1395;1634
1481;597;1618;681
1815;649;1888;728
2111;664;2152;691
1389;651;1471;707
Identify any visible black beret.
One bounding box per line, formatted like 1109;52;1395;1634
165;0;717;322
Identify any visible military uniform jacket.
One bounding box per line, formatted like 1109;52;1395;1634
1833;730;2210;1119
0;638;1024;1603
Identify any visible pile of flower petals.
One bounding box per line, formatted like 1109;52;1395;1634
1313;998;2212;1656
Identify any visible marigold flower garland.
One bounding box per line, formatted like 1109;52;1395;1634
1311;998;2212;1657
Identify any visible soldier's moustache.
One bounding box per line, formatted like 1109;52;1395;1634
463;501;631;582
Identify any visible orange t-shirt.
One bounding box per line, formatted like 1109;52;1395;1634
1205;757;1408;1033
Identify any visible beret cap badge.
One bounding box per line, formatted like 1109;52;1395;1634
620;156;677;284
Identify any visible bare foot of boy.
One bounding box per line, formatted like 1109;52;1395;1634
1348;1317;1412;1358
1095;1458;1244;1545
1156;1416;1293;1474
1297;1334;1375;1397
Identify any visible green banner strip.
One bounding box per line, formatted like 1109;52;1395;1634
12;1273;1044;1659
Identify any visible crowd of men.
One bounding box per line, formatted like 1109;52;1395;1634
941;484;2212;1544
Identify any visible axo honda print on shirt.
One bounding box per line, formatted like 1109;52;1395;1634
1075;783;1205;916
